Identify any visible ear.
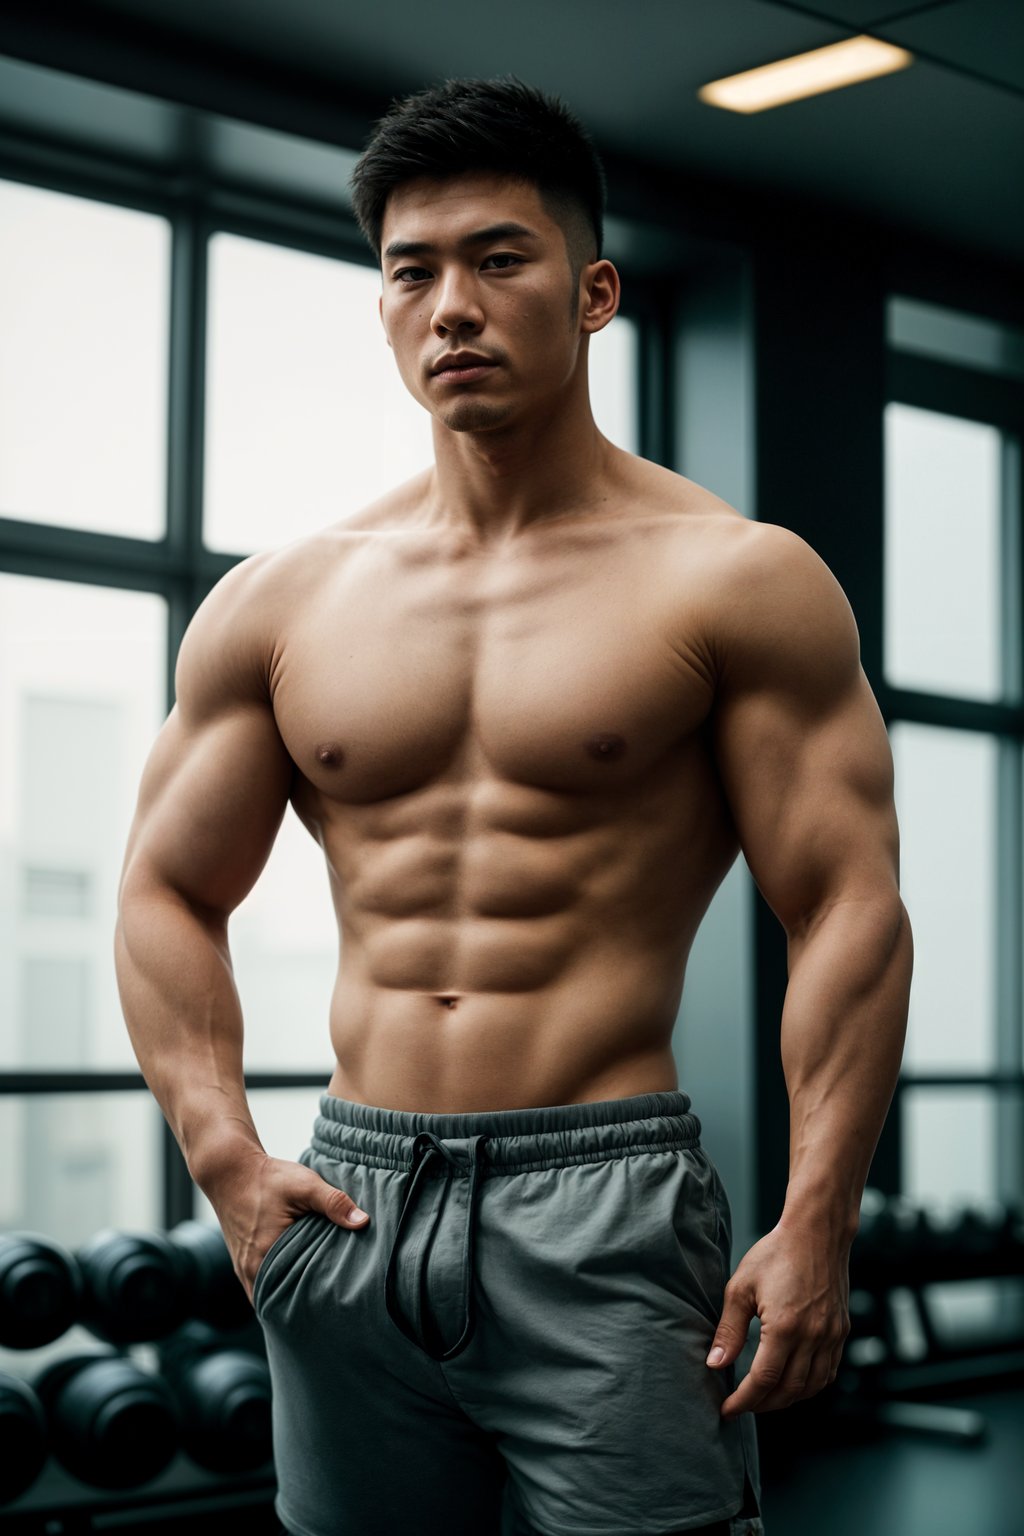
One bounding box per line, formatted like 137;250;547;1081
580;259;621;337
378;291;392;349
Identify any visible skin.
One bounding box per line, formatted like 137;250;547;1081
114;172;912;1424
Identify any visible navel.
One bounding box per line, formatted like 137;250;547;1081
585;732;627;763
315;742;345;768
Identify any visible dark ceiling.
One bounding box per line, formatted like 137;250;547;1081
0;0;1021;268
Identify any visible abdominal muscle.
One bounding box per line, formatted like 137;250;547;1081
316;796;714;1115
324;964;684;1115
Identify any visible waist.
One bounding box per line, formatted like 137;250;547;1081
308;1086;702;1171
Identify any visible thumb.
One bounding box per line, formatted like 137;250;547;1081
311;1180;370;1229
706;1289;752;1368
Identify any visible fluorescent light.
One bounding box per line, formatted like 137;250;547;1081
698;35;914;114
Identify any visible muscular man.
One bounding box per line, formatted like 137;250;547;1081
114;76;912;1536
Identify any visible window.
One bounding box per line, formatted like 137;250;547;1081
884;295;1024;1211
0;574;167;1072
884;405;1002;701
0;179;170;541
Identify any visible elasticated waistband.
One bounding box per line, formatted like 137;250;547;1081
308;1089;701;1175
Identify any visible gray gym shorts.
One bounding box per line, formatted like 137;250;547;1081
253;1089;765;1536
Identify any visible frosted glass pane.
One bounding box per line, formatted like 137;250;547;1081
0;1092;161;1246
890;721;996;1071
231;808;339;1073
590;314;638;452
0;179;170;540
0;574;167;1068
883;404;1002;700
902;1087;996;1205
203;236;433;556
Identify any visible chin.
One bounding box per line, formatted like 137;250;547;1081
440;401;516;432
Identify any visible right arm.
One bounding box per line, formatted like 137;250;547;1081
115;554;370;1299
113;552;293;1193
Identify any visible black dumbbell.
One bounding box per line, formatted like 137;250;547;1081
168;1220;251;1332
0;1232;83;1349
32;1347;180;1489
157;1319;273;1473
0;1371;48;1504
75;1229;191;1345
959;1198;1018;1261
865;1196;934;1277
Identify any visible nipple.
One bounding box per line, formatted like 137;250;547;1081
315;742;345;768
585;732;626;763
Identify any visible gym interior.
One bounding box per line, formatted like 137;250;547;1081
0;1;1022;1531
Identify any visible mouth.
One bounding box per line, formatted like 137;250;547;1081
432;362;499;384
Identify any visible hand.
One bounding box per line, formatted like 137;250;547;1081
204;1148;371;1304
705;1219;851;1418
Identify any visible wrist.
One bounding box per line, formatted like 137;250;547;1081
189;1132;266;1199
778;1180;860;1249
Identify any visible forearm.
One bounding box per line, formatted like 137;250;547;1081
777;895;913;1246
114;886;264;1192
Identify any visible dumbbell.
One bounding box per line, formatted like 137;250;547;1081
75;1229;192;1345
168;1220;251;1332
852;1194;935;1278
0;1372;48;1504
0;1232;83;1348
32;1347;180;1489
157;1319;273;1473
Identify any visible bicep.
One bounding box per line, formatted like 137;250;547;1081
118;558;295;918
709;525;901;936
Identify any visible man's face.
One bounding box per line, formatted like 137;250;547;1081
377;172;590;434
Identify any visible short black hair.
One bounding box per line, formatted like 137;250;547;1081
350;75;607;299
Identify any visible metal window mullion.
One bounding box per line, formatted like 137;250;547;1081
998;429;1024;1202
163;196;212;1227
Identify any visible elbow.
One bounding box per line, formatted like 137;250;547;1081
786;884;908;950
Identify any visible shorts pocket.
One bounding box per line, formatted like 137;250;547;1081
668;1146;728;1330
252;1210;319;1318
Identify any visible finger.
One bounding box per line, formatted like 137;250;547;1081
719;1332;791;1417
781;1334;847;1406
806;1342;844;1400
741;1341;820;1414
706;1285;756;1369
315;1183;370;1228
798;1344;842;1402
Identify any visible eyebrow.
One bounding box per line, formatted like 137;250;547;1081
383;221;542;262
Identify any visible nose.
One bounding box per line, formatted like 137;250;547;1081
431;268;485;339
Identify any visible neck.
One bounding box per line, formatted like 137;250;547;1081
423;377;614;548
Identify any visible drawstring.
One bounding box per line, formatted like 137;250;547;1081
384;1130;491;1362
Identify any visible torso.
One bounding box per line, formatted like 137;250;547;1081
263;450;749;1112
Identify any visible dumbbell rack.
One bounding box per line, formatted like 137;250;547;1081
0;1222;282;1531
0;1419;278;1535
837;1196;1024;1444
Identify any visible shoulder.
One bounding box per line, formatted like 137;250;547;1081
699;516;862;698
183;476;430;694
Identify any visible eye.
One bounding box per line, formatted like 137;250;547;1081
392;254;524;283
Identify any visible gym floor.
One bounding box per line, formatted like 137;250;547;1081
758;1381;1023;1535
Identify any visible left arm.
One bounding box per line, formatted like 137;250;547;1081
704;519;913;1416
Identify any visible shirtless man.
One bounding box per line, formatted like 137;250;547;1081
114;76;912;1536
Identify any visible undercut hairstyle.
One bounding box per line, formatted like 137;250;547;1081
350;75;607;314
